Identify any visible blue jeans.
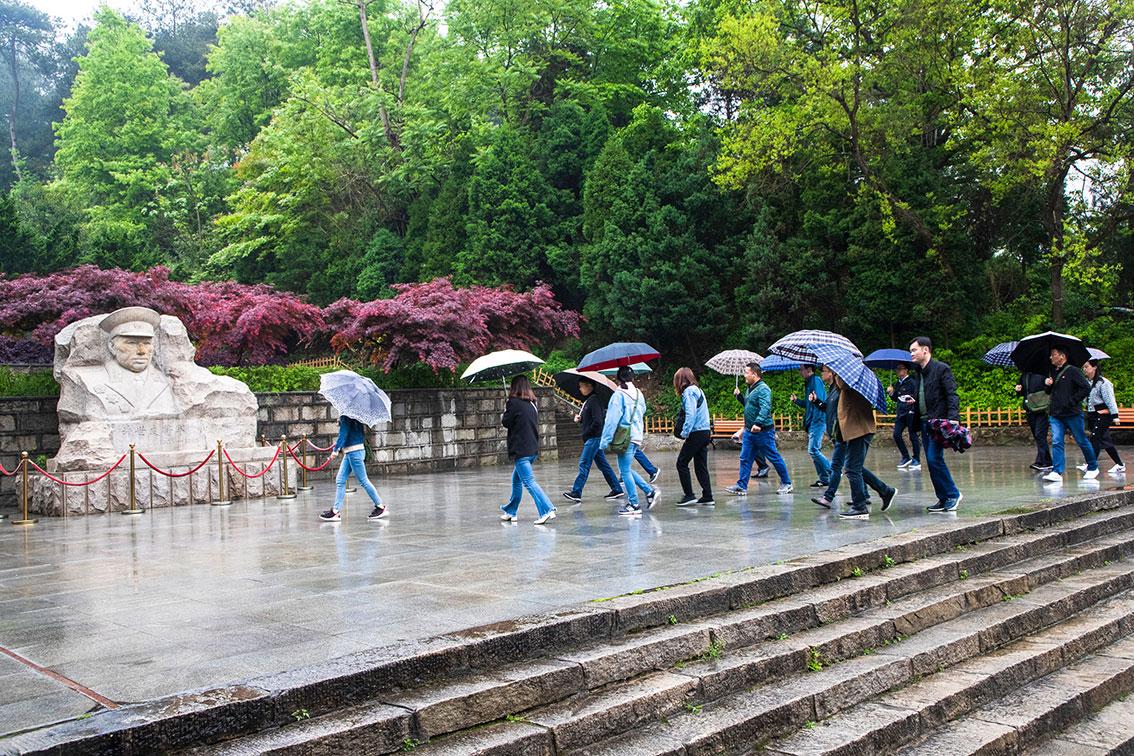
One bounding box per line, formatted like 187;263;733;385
806;422;832;483
571;437;621;495
824;440;888;501
616;443;653;507
893;413;921;463
502;455;555;517
922;420;959;502
1049;414;1098;474
333;450;382;511
737;429;790;488
635;447;657;477
843;434;876;508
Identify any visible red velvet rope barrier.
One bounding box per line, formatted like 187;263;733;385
307;439;335;452
222;445;280;479
137;450;215;478
28;454;127;487
0;461;16;477
286;445;334;472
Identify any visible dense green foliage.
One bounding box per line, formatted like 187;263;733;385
1;0;1131;371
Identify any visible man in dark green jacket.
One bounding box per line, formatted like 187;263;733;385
725;362;793;495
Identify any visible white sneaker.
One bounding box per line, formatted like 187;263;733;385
533;510;557;525
500;513;517;522
1110;464;1126;474
1076;464;1088;472
906;462;922;471
1083;468;1099;480
1042;471;1063;484
777;483;794;495
897;460;911;470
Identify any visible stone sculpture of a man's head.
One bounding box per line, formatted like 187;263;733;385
99;306;162;374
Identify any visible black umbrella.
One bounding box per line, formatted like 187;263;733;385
553;369;618;402
1010;332;1091;374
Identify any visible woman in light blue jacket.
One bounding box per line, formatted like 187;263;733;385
673;367;713;507
599;366;657;515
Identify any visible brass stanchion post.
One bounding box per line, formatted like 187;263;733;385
212;439;231;506
277;436;296;500
12;453;37;525
297;434;313;491
122;444;143;515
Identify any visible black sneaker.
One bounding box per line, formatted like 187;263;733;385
603;490;625;500
319;509;340;522
676;494;698;507
562;491;582;503
645;488;658;510
753;467;770;479
697;496;715;506
838;507;869;520
811;495;833;509
880;487;897;512
649;470;660;484
368;506;387;520
809;480;827;488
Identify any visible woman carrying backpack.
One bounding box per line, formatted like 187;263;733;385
673;367;714;507
599;366;658;515
1083;359;1124;474
498;375;557;525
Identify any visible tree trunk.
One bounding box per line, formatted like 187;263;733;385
355;0;398;150
7;33;22;181
1044;166;1069;329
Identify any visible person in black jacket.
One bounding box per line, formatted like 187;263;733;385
1040;348;1099;485
1015;371;1052;471
499;375;557;524
887;362;921;470
909;336;963;513
562;378;623;503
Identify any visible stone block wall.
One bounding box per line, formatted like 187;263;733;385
0;388;558;509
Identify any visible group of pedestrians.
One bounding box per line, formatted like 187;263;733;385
317;336;1123;525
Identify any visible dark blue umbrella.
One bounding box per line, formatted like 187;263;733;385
981;341;1018;367
862;348;914;370
808;343;887;412
577;342;660;372
759;354;810;372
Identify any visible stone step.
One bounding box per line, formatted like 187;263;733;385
761;594;1134;755
579;565;1134;755
11;492;1134;755
896;635;1134;755
1026;691;1134;755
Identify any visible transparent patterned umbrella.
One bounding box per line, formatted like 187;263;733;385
319;370;392;427
706;349;763;388
767;330;862;362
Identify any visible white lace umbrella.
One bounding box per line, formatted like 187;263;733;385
706;349;763;388
767;330;862;362
318;370;392;427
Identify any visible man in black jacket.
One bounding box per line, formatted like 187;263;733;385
1015;371;1052;471
909;336;962;513
888;363;921;470
1041;348;1099;485
562;379;623;502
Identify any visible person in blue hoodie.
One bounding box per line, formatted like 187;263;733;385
791;364;832;487
599;366;658;515
319;415;386;522
672;367;714;507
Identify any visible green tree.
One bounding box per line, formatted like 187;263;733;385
0;1;53;184
52;8;199;269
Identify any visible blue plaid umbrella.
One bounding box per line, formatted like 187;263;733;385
768;329;862;362
863;348;915;370
981;341;1018;367
759;354;810;372
808;343;887;412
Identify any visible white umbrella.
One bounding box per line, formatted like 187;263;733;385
768;330;862;362
319;370;392;427
706;349;763;388
461;349;545;384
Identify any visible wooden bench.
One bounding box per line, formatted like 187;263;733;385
1117;408;1134;426
711;419;745;439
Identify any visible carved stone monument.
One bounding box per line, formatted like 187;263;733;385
24;307;284;515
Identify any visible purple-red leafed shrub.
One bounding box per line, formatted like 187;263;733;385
0;336;53;364
327;278;581;372
0;266;325;365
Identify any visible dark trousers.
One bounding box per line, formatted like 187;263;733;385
677;430;713;499
1026;410;1052;467
1088;413;1123;465
892;413;921;462
844;433;878;508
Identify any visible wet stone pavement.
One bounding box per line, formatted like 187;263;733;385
0;443;1130;737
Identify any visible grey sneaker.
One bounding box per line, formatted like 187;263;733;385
811;495;833;509
725;484;748;496
776;483;794;495
906;462;922;471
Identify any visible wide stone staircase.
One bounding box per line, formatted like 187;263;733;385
7;491;1134;755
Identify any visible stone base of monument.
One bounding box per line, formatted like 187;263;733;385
19;447;287;516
